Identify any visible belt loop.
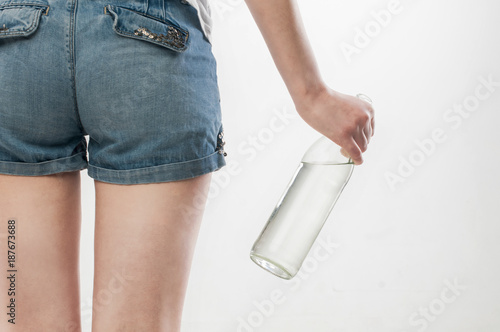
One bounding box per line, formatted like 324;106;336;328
144;0;164;21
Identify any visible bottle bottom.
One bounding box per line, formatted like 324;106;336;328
249;252;295;280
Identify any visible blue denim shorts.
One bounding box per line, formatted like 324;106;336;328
0;0;226;184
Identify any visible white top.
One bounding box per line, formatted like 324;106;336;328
184;0;213;44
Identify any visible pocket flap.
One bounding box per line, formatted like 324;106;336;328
104;4;189;52
0;3;49;38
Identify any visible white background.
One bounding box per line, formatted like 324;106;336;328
78;0;500;331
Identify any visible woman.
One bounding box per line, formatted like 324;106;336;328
0;0;374;330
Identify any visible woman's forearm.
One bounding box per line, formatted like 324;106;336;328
244;0;326;103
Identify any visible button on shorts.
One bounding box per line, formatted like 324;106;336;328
0;0;226;184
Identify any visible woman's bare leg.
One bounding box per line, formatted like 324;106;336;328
91;173;211;332
0;172;82;332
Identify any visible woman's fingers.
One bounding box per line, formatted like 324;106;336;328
363;121;372;145
353;127;368;154
340;147;350;159
343;136;363;165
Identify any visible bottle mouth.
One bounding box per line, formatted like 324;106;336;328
356;93;373;105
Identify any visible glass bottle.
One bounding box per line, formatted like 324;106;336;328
249;94;372;279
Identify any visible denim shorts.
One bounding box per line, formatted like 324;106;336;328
0;0;226;184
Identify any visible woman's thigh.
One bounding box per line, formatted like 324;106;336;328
91;173;211;331
0;172;82;331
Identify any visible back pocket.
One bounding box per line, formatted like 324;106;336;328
104;4;189;53
0;2;49;39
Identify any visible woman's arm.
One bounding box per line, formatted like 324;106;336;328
244;0;375;164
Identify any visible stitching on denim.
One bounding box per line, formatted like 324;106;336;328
0;3;49;8
69;0;86;135
87;150;224;174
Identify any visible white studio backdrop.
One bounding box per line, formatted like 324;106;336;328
78;0;500;331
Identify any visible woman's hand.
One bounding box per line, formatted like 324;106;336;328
294;86;375;165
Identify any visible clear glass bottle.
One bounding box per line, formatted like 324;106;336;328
249;94;371;279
